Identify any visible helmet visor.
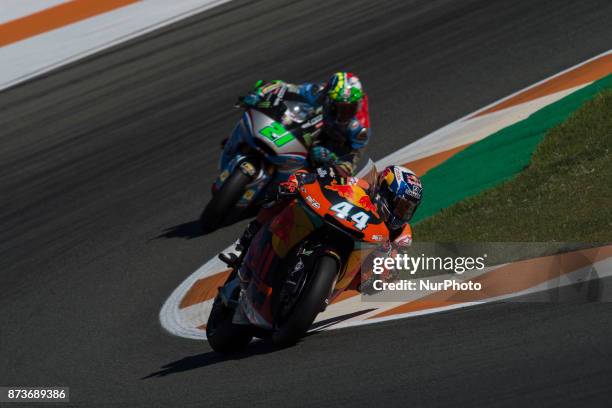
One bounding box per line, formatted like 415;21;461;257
392;196;418;222
332;101;358;123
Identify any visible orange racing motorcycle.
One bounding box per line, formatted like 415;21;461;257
206;165;389;351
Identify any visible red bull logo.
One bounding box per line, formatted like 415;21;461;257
325;182;355;199
357;195;378;215
325;182;379;216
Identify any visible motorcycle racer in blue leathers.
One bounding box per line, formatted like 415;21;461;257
240;72;371;178
231;72;372;252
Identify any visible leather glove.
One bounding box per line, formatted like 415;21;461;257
310;146;338;166
241;81;287;109
277;174;300;198
392;224;413;250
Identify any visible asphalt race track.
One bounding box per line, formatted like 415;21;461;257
1;0;612;406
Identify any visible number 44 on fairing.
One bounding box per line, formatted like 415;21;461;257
330;202;370;230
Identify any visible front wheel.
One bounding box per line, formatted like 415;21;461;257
200;168;252;233
206;294;253;354
272;256;338;346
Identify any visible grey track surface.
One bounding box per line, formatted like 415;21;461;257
1;0;612;406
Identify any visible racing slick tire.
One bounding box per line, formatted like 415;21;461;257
200;168;251;233
272;255;338;347
206;294;253;353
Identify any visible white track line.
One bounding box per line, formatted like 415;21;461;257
0;0;69;24
0;0;232;91
340;257;612;330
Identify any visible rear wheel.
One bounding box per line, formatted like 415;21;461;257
200;168;252;233
272;256;338;346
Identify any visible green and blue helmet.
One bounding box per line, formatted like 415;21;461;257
325;72;364;124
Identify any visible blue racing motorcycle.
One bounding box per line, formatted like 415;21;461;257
200;100;323;232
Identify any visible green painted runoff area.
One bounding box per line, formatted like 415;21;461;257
413;73;612;223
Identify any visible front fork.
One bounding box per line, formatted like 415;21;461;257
276;242;342;320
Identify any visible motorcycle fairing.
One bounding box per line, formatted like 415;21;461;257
238;200;321;329
246;109;308;171
214;109;308;207
333;247;376;292
299;176;389;244
269;201;321;258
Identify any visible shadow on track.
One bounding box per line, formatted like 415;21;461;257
144;309;378;379
310;308;377;330
155;220;204;240
155;209;257;240
142;341;281;379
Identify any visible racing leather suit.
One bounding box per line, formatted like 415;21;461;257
241;80;370;177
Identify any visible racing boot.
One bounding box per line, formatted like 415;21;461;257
236;219;261;255
217;219;261;270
